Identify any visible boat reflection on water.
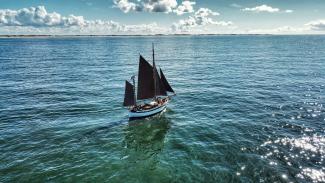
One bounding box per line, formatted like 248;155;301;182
122;114;171;169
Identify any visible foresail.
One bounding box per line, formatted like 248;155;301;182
137;55;155;100
160;68;174;93
123;80;135;106
153;64;167;96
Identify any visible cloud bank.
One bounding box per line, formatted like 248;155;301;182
0;5;235;35
0;6;167;34
2;5;325;35
306;20;325;31
247;26;305;34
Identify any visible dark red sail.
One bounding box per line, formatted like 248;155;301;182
123;80;136;106
160;68;174;93
153;61;167;96
137;55;155;100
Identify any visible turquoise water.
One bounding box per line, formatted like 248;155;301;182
0;35;324;182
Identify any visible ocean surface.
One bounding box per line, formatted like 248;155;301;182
0;35;324;183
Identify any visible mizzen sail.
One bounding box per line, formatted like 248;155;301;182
123;80;136;106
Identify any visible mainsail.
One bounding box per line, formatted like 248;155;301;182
137;54;169;100
137;55;155;100
160;68;174;93
123;80;136;106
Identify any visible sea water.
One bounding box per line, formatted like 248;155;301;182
0;35;324;182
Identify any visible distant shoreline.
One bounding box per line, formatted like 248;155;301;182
0;34;324;38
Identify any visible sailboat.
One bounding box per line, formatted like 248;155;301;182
123;44;175;119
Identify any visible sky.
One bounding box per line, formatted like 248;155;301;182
0;0;325;35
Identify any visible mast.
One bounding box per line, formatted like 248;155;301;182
152;43;156;99
152;43;155;64
131;75;136;106
152;43;167;98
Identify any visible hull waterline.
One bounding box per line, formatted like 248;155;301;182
129;103;167;119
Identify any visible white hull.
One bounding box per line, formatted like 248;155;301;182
129;103;167;118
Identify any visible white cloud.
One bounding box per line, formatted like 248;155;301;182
114;0;197;15
174;1;196;15
145;0;178;13
230;3;242;8
285;9;293;13
113;0;139;13
172;8;232;32
242;4;279;13
306;20;325;31
0;6;87;27
113;0;178;14
195;8;219;17
242;4;293;13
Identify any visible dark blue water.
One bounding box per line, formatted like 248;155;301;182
0;35;324;182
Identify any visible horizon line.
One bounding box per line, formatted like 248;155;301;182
1;33;325;38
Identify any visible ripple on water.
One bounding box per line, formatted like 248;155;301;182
1;36;325;182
